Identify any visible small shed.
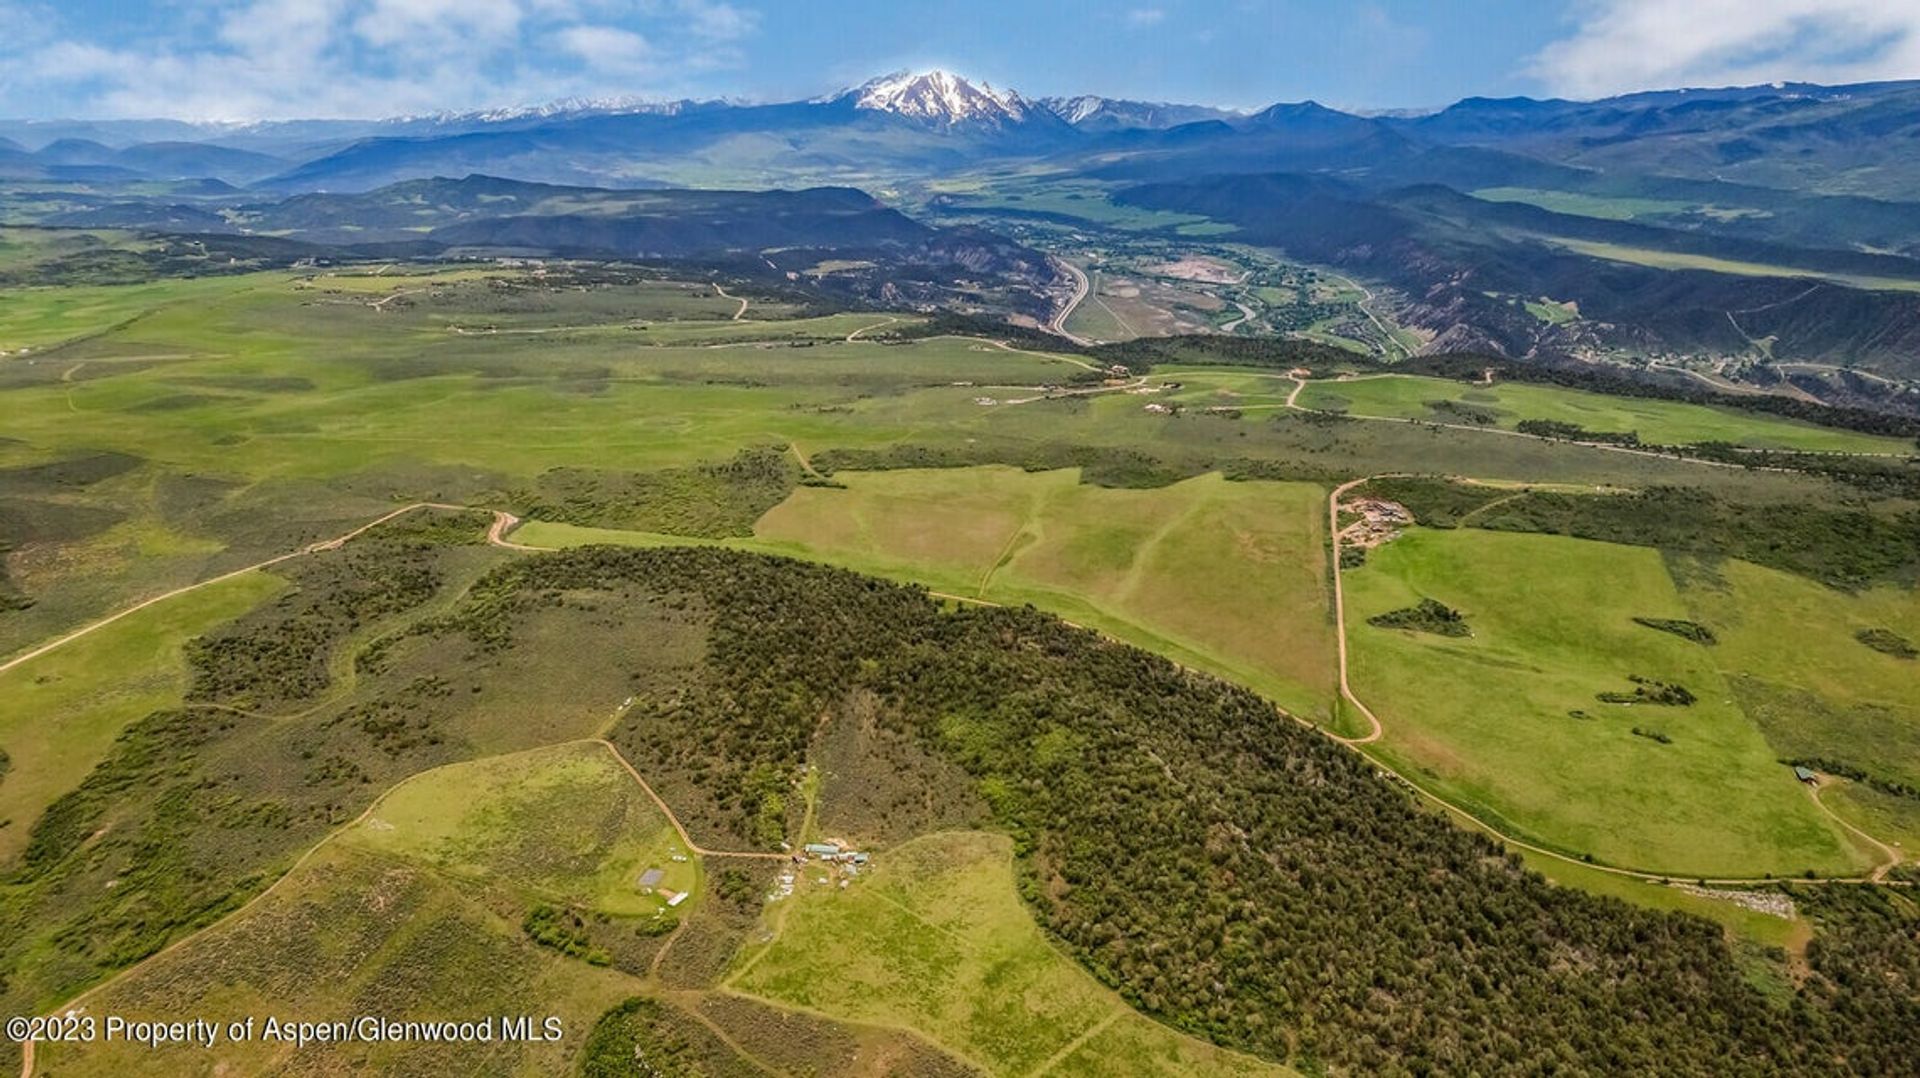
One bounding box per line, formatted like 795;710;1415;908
1793;765;1818;784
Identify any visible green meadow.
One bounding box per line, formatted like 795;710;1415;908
1469;187;1695;221
1545;237;1920;294
0;570;283;861
347;742;702;920
1344;528;1868;877
727;830;1293;1077
517;465;1341;724
3;262;1911;947
1295;373;1911;453
3;264;1849;666
0;273;270;352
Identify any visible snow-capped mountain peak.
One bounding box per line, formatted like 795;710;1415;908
1044;95;1110;125
837;70;1035;125
1035;95;1247;131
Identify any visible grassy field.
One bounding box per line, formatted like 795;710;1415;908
1665;555;1920;852
1295;373;1909;453
0;273;271;352
1523;297;1580;325
1344;528;1866;877
1470;187;1695;221
0;570;283;860
726;830;1293;1077
517;466;1342;724
347;742;702;920
1671;557;1920;784
32;740;697;1075
929;177;1221;232
2;262;1855;664
1543;237;1920;293
35;841;645;1076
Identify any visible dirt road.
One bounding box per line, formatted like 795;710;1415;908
845;316;898;341
712;283;749;321
1810;781;1905;881
0;502;478;677
593;739;787;861
1325;477;1386;745
485;510;546;551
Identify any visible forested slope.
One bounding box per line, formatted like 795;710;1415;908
437;546;1918;1076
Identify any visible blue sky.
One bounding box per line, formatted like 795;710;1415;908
3;0;1918;120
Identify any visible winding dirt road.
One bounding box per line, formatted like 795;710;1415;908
1325;476;1386;745
1810;781;1904;881
0;502;475;677
712;283;749;321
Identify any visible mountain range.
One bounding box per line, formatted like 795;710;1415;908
8;70;1920;197
11;69;1920;384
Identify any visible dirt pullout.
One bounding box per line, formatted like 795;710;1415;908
1339;496;1413;549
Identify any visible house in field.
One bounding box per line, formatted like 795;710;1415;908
804;842;842;859
1793;765;1818;785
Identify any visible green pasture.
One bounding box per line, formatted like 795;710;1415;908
1544;237;1920;294
936;178;1219;231
1469;187;1695;221
0;570;283;861
1295;373;1909;453
0;279;1077;483
347;741;701;919
0;274;271;352
727;829;1292;1077
1676;557;1920;789
516;465;1341;724
1344;528;1866;877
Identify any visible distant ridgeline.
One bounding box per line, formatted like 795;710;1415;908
7;176;1065;318
1113;172;1920;383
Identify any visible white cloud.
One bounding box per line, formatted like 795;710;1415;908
1529;0;1920;99
673;0;755;42
1126;7;1165;28
3;0;761;120
556;24;654;73
350;0;526;51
